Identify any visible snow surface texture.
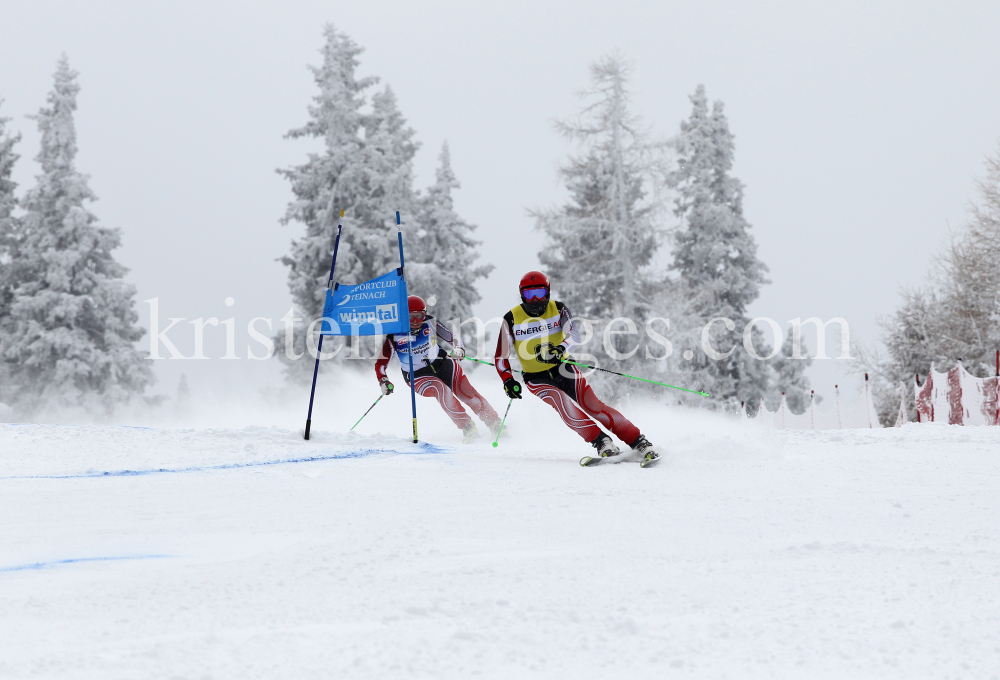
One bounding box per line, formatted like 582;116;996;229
2;399;999;678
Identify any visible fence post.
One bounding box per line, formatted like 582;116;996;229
834;384;842;429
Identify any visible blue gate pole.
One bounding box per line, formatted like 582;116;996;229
397;211;418;443
304;208;345;440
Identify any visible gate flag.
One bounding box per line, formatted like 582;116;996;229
320;268;409;336
304;209;418;444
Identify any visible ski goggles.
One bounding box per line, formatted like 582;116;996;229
521;287;548;301
409;311;427;323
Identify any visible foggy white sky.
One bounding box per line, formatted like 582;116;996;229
2;0;999;404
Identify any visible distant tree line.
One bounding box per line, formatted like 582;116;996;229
861;143;1000;424
281;27;811;412
0;26;823;418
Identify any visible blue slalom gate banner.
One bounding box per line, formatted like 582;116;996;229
319;267;409;336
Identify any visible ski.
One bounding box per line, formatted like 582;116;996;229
579;452;632;467
580;452;661;468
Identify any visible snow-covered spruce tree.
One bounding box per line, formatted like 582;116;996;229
0;100;19;239
0;101;21;313
0;100;22;404
0;57;152;416
667;85;772;407
859;288;940;425
277;25;419;380
932;146;1000;372
355;86;419;281
408;142;493;350
532;55;663;398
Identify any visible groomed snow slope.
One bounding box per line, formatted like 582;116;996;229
1;408;998;679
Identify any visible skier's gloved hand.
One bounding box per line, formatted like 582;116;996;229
503;378;523;399
537;342;567;365
380;378;394;396
451;347;466;360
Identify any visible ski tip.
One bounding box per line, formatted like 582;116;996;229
340;209;345;218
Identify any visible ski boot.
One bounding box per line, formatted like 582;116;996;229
630;434;660;468
488;420;510;440
462;422;480;444
580;432;622;466
592;432;621;457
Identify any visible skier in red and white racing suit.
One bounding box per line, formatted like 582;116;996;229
494;271;659;464
376;296;503;443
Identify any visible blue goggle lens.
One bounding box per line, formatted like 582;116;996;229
522;287;548;300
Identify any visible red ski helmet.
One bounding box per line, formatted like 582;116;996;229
519;270;550;301
407;295;427;330
519;271;550;316
408;296;426;314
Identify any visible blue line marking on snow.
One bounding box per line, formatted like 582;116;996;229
0;555;170;573
1;441;453;480
1;423;152;430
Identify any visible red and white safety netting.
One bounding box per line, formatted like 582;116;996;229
913;362;1000;426
742;375;881;429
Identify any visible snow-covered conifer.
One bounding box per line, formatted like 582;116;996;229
409;142;493;347
277;26;419;377
532;55;667;398
861;287;942;424
533;55;660;324
668;85;771;406
0;101;18;230
0;57;152;415
359;86;419;275
0;101;21;403
0;100;21;315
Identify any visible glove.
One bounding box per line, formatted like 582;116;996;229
537;342;567;365
503;378;523;399
451;347;466;360
379;378;394;396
